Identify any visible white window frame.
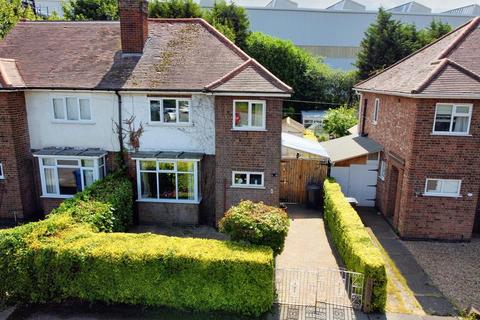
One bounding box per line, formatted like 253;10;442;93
378;160;386;181
432;103;472;136
36;155;106;198
51;96;93;123
148;97;192;125
232;100;267;131
135;159;200;204
372;98;380;125
0;162;4;180
231;171;265;189
424;178;462;198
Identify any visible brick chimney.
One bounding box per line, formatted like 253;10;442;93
119;0;148;54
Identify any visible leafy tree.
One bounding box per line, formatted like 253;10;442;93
149;0;202;18
205;0;250;49
417;20;452;47
0;1;38;38
47;10;62;21
322;106;358;138
63;0;118;20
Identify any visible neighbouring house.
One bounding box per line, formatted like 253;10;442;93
0;0;292;226
301;110;327;128
282;116;305;137
354;16;480;240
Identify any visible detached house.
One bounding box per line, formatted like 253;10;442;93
0;0;292;225
355;17;480;240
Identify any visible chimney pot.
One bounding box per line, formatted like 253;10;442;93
119;0;148;54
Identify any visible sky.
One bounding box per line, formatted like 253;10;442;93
226;0;480;13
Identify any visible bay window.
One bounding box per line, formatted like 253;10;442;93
37;156;106;197
433;103;472;135
233;100;266;130
137;159;199;203
149;98;190;124
424;179;461;197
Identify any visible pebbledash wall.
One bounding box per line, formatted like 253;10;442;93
361;92;480;240
2;90;281;225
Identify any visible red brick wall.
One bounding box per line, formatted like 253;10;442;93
361;92;480;240
0;92;37;221
214;96;282;223
119;0;148;54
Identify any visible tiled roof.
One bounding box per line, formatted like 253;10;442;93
355;17;480;98
0;19;292;94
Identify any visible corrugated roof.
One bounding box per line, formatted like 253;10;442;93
282;132;329;158
320;134;382;162
0;19;292;94
355;17;480;98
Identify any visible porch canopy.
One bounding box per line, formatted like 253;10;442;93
131;151;205;160
33;147;107;158
281;132;329;158
320;134;383;163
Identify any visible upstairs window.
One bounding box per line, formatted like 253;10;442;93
424;178;461;197
433;104;472;135
149;98;190;124
37;156;106;197
0;162;4;179
53;97;92;122
372;98;380;124
233;100;266;130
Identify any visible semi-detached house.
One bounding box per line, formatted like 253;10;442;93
0;0;292;225
355;17;480;240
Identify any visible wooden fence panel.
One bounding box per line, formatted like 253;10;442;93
280;159;328;203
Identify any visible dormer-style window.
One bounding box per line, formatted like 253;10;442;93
233;100;266;131
53;97;92;122
372;98;380;124
433;103;472;135
149;98;190;124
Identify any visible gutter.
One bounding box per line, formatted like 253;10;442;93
354;88;480;100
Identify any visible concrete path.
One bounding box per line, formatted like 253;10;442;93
276;204;343;270
358;209;457;316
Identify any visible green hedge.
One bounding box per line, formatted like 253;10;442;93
0;175;274;316
219;200;290;255
323;179;387;312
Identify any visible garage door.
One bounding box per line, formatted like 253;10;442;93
330;161;378;206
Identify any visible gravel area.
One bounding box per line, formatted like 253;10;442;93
404;238;480;311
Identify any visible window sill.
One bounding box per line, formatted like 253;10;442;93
378;176;385;181
52;120;95;125
147;122;192;127
136;198;201;204
431;132;472;137
423;193;462;198
372;121;378;125
40;195;74;199
230;185;266;190
231;128;267;132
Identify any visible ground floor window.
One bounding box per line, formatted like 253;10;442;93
137;159;199;203
378;160;386;181
232;171;264;188
37;156;106;197
424;178;461;197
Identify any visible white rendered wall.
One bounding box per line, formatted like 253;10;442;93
26;91;120;151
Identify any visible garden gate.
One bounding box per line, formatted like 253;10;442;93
274;268;364;320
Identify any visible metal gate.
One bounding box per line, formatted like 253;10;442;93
275;268;364;310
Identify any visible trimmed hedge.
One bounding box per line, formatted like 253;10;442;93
219;200;290;255
0;175;274;316
323;179;387;312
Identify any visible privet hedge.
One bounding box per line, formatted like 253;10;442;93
219;200;290;255
323;179;387;312
0;175;274;316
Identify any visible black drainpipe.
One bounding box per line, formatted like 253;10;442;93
327;159;332;178
115;91;124;154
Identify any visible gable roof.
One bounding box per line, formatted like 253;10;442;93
0;19;292;95
355;17;480;98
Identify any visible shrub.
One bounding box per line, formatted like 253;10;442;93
323;179;387;312
219;200;290;255
0;175;274;316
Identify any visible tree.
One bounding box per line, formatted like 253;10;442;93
0;1;38;38
63;0;118;20
322;106;358;138
47;10;62;21
205;0;250;49
417;20;452;48
149;0;203;18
